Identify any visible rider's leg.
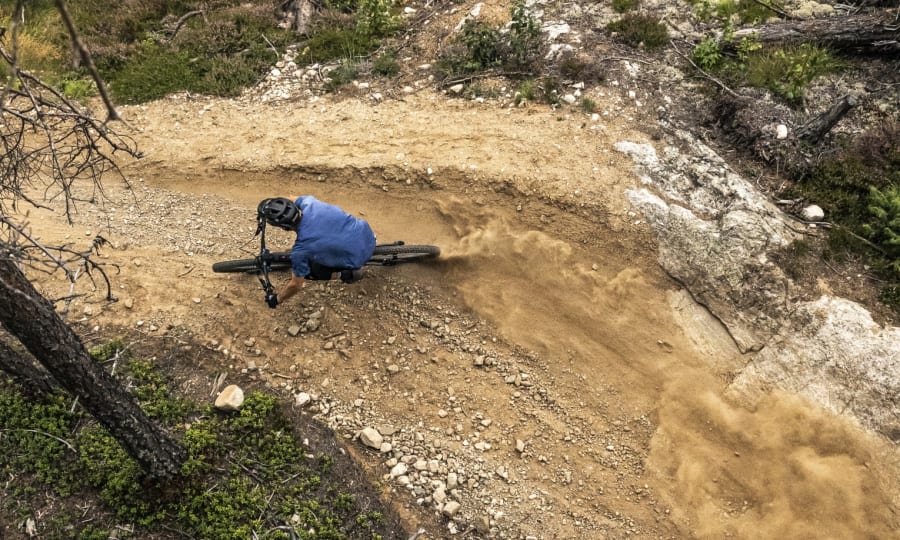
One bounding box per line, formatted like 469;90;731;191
307;262;335;281
340;267;365;283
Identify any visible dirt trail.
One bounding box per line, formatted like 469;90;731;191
25;91;900;538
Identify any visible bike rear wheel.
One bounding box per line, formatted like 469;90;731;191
367;244;440;265
212;253;292;273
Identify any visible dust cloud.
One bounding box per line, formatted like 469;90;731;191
435;198;899;538
651;376;898;539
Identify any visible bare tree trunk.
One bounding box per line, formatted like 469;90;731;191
280;0;316;34
0;258;185;480
729;12;900;54
797;93;859;143
0;338;57;398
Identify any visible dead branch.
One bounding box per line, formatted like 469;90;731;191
52;0;122;124
728;11;900;55
169;10;205;40
671;40;741;98
796;93;859;143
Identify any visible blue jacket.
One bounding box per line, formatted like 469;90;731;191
290;196;376;277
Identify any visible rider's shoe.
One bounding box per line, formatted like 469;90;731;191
340;268;364;283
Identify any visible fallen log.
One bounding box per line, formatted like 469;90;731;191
727;12;900;55
796;93;859;143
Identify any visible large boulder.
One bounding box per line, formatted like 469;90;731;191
618;127;899;439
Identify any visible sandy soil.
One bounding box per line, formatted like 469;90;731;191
23;89;900;539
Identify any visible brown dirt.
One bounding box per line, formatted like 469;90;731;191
21;87;900;539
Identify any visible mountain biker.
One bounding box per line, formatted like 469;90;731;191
258;196;376;308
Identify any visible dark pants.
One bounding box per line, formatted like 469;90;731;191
306;262;338;281
307;262;362;283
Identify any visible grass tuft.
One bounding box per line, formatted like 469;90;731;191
606;13;669;50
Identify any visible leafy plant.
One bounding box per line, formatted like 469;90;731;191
612;0;640;13
107;41;200;103
863;185;900;275
356;0;398;37
744;44;840;103
461;20;503;70
606;13;669;50
692;36;723;70
324;60;360;92
299;26;380;64
372;51;401;76
580;97;597;113
691;0;774;23
0;349;397;538
58;77;97;100
437;1;542;76
508;0;542;67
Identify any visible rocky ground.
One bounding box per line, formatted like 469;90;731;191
12;0;900;538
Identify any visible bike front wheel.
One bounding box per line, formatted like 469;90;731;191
212;253;292;273
367;244;440;265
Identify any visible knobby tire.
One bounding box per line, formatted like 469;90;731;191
211;254;291;273
212;244;439;273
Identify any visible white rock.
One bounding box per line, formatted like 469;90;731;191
776;124;789;139
295;392;311;406
442;500;462;516
390;463;408;477
801;204;825;221
360;427;384;449
448;84;465;94
214;385;244;411
544;22;570;40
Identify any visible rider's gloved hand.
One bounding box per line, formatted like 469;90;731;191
266;292;278;309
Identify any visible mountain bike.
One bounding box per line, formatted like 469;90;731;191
212;216;440;306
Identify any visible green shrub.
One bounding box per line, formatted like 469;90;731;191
880;283;900;312
356;0;398;37
323;0;360;12
59;77;97;100
515;79;536;105
107;41;201;103
196;55;264;97
461;20;503;70
743;44;840;103
581;97;597;113
692;36;723;70
606;14;669;50
127;359;192;423
508;0;542;67
324;60;360;92
0;388;81;491
802;153;894;226
691;0;774;23
1;353;395;538
612;0;640;13
299;27;380;64
89;337;129;362
77;428;149;520
863;185;900;275
372;51;401;76
437;1;542;76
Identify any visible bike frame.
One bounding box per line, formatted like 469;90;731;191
254;217;278;300
252;217;409;300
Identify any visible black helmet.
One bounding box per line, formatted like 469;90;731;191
258;197;301;231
